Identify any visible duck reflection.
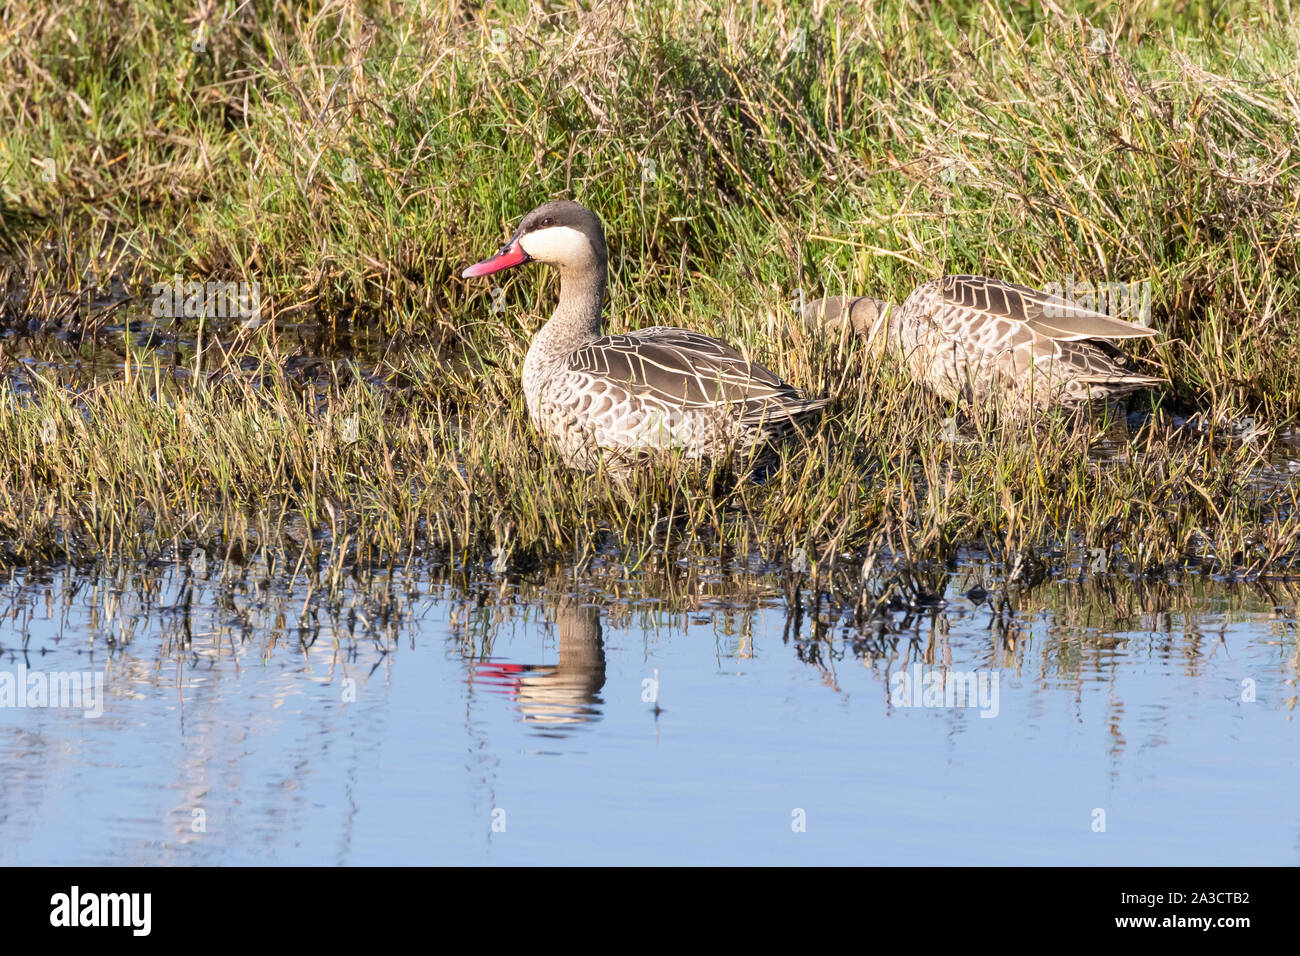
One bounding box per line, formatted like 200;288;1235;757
472;597;606;733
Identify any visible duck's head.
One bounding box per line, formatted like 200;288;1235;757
462;200;607;279
803;296;894;356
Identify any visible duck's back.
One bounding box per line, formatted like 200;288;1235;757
893;275;1161;408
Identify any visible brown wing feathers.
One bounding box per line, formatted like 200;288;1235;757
573;330;807;411
942;275;1157;342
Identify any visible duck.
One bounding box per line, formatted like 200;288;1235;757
803;276;1162;410
462;200;828;470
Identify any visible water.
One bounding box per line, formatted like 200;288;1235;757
1;558;1296;865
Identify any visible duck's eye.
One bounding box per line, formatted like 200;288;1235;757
539;217;554;227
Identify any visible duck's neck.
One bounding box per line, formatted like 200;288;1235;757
522;263;606;403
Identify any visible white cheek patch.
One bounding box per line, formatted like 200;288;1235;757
519;225;590;265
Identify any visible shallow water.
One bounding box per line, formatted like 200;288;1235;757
1;558;1296;865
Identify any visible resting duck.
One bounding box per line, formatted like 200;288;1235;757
463;200;828;469
804;276;1162;410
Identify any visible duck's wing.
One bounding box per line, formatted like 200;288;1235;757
938;275;1156;342
569;327;812;412
926;276;1164;394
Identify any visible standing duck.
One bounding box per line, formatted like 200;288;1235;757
804;276;1162;410
463;200;828;469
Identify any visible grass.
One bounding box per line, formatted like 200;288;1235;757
2;0;1300;584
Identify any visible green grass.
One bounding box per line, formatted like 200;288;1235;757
2;0;1300;580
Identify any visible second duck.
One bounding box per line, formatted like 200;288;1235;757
804;275;1163;411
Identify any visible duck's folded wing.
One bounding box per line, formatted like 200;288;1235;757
940;275;1157;342
569;329;799;409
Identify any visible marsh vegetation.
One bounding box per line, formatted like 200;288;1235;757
3;0;1300;586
